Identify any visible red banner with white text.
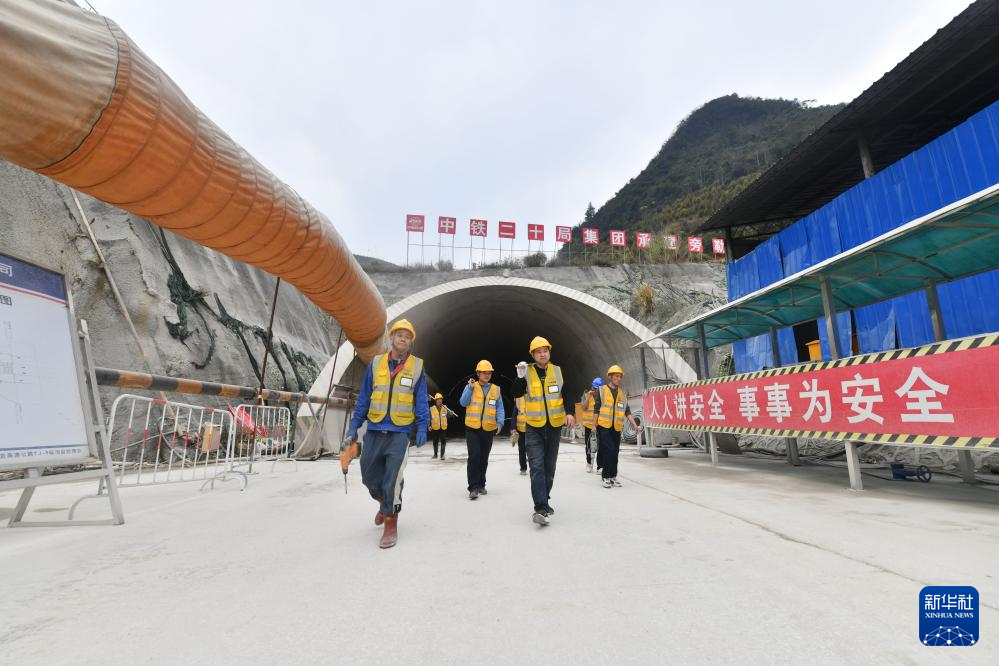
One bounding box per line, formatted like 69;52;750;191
643;335;999;447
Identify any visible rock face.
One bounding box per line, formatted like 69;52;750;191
0;160;341;408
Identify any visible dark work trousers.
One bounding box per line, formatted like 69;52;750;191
597;426;622;480
359;430;410;515
466;427;495;492
525;424;560;512
517;431;527;471
584;427;594;465
431;430;446;457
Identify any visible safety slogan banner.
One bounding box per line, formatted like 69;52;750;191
644;333;999;448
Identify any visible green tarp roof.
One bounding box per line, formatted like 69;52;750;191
640;184;999;349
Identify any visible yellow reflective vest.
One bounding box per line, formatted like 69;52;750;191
367;353;424;426
514;396;527;433
465;383;500;430
430;405;448;431
524;364;565;428
596;384;626;432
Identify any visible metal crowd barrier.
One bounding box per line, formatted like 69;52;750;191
232;403;297;472
104;394;247;490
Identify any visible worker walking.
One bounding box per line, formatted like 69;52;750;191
591;364;639;489
429;393;454;460
512;396;528;475
512;337;575;526
578;378;602;473
460;360;504;500
344;319;428;549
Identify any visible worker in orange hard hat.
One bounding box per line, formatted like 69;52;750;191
344;318;428;548
512;336;575;526
590;364;639;488
429;392;457;460
460;359;505;499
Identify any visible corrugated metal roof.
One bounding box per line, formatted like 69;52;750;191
642;184;999;349
700;0;999;235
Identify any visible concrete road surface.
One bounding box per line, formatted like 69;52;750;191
2;440;998;665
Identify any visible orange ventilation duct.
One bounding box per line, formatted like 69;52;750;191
0;0;387;361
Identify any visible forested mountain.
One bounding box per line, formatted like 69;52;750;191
563;94;843;259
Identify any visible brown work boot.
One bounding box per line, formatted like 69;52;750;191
379;514;398;549
374;498;385;526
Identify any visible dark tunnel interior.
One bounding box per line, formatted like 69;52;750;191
340;284;675;435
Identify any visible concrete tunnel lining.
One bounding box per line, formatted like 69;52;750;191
297;277;695;451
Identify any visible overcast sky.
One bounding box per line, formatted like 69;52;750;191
94;0;971;266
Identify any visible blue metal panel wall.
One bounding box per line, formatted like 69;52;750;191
728;99;999;364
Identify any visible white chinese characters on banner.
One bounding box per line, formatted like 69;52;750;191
528;224;544;241
842;374;884;424
636;232;652;248
438;216;456;234
688;236;703;253
895;367;954;423
800;379;832;423
712;238;726;255
470;219;488;237
610;230;626;247
737;386;760;421
555;226;572;243
644;360;969;435
582;228;600;245
665;234;678;250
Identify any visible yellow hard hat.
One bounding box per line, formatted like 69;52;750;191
434;393;443;400
475;360;494;372
529;336;552;353
388;319;416;340
607;364;624;376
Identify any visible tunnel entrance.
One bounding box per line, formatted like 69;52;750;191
303;277;694;440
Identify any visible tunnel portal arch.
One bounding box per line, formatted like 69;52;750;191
305;277;694;426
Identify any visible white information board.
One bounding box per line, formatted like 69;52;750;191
0;252;92;469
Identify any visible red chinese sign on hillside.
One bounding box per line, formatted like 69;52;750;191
688;236;703;253
610;230;626;247
469;219;488;237
712;237;725;255
555;226;572;243
528;224;544;241
498;221;516;239
665;234;678;250
406;214;425;232
643;336;999;447
636;232;652;248
582;227;600;245
438;216;456;234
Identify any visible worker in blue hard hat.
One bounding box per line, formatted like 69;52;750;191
576;377;603;474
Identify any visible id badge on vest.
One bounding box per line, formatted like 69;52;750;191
547;384;559;394
487;399;497;406
400;376;413;388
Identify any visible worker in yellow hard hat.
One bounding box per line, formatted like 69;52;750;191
590;364;639;488
344;318;428;548
459;359;505;500
429;393;457;460
512;336;575;526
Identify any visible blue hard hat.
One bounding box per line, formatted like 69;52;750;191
591;377;603;388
